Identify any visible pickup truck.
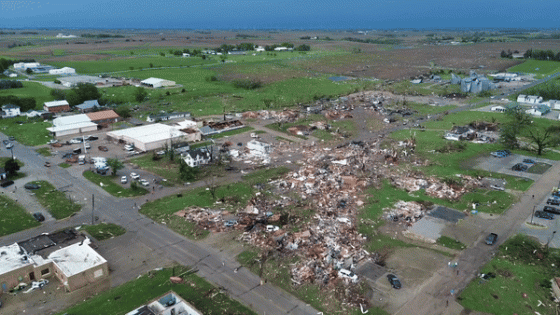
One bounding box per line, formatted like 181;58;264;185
486;233;498;245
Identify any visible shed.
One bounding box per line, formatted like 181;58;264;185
44;100;70;113
140;78;176;88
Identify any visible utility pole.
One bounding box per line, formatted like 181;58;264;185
530;205;536;224
91;194;94;225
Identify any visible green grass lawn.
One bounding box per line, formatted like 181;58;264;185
0;117;52;146
83;223;126;241
58;162;71;168
0;81;55;109
508;59;560;78
437;236;466;250
237;249;387;315
460;235;558;315
83;171;148;197
404;102;458;116
0;195;40;237
57;266;256;315
29;180;81;219
35;147;52;156
384;81;462;96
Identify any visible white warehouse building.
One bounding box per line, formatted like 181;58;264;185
49;67;76;75
47;114;98;137
106;123;188;152
140;77;176;88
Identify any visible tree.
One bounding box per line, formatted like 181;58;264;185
25;68;33;74
50;89;66;100
499;124;520;149
114;106;131;118
527;127;559;155
134;87;148;102
106;158;124;176
204;176;219;200
4;158;19;177
179;159;197;181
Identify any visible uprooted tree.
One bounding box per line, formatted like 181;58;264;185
527;127;560;155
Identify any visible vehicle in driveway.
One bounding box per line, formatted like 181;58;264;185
387;274;402;289
33;213;45;222
124;144;134;151
130;172;140;180
84;135;98;141
0;180;14;188
139;179;150;186
485;233;498;245
121;176;127;184
512;163;528;171
338;269;358;282
543;206;560;214
5;143;13;149
547;199;560;206
535;211;554;220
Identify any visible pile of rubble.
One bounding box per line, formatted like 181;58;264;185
385;201;425;223
390;174;482;201
242;109;301;122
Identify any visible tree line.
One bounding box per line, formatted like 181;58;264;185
522;49;560;61
0;80;23;90
50;83;101;106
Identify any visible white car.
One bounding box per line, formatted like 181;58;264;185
266;225;279;232
338;269;358;282
124;144;135;151
69;138;82;144
130;172;140;180
121;176;127;184
139;179;150;186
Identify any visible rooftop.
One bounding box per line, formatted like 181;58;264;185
44;100;69;107
48;238;106;277
107;123;187;144
86;109;120;121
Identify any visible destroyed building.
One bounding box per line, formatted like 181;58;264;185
451;71;495;93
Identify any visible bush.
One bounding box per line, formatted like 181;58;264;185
233;79;262;90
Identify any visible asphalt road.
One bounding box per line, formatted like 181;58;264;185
0;135;318;315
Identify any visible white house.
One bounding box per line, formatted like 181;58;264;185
25;109;47;118
517;94;543;105
255;46;265;52
140;77;176;89
183;148;211;167
274;47;288;51
49;67;76;75
491;106;506;112
182;53;190;57
247;140;272;155
546;100;560;110
126;291;202;315
13;62;40;70
1;104;20;118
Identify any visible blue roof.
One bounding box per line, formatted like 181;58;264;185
76;100;100;110
199;126;217;135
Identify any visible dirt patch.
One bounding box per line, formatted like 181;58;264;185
385;247;449;287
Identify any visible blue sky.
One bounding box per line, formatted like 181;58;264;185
1;0;559;29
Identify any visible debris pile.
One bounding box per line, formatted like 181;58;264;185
242;109;301;122
385;201;425;223
391;174;482;200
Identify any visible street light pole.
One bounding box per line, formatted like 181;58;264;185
530;205;536;225
91;194;94;225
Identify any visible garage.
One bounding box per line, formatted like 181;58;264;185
106;123;188;152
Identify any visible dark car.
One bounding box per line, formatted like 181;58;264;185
24;183;41;190
547;199;560;206
33;213;45;222
486;233;498;245
8;136;15;141
85;135;98;141
543;206;560;214
0;180;14;188
535;210;555;220
387;274;402;289
2;140;8;145
512;163;528;171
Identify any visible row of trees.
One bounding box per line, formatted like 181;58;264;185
0;80;23;90
50;83;101;106
522;80;560;100
500;49;520;59
500;108;560;155
0;95;36;112
523;49;560;61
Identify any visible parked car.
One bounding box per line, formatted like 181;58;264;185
512;163;528;171
2;140;9;145
338;269;358;282
124;144;135;151
24;183;41;190
130;172;140;180
5;143;13;149
523;159;535;164
98;146;109;152
543;206;560;214
85;135;98;141
535;211;554;220
69;138;82;144
33;213;45;222
224;220;238;227
47;139;58;144
485;233;498;245
72;148;82;154
266;225;279;232
44;161;51;167
0;180;14;188
547;199;560;206
387;274;402;289
121;176;127;184
139;179;150;186
8;136;14;141
156;150;166;156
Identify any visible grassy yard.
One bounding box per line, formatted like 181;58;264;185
35;147;52;157
237;249;387;315
403;102;458;116
29;180;81;219
0;195;40;237
508;59;560;78
436;236;466;250
0;157;26;180
0;117;52;146
58;162;71;168
83;223;126;241
384;81;462;96
460;234;559;315
139;166;289;239
57;266;256;315
0;81;55;108
83;171;148;197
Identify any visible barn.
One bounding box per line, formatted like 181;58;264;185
140;77;176;88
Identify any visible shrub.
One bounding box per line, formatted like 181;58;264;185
232;79;262;90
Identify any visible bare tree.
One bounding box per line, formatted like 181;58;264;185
204;176;219;200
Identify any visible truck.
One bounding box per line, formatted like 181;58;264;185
485;233;498;245
78;155;86;165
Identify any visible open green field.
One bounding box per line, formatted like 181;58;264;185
0;117;52;146
0;81;54;109
404;102;458;115
384;81;462;96
57;266;256;315
0;195;40;237
83;171;148;197
83;223;126;241
30;180;82;219
460;234;558;315
508;59;560;78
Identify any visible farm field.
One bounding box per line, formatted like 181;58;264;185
508;59;560;78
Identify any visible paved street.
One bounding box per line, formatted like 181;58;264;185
0;134;318;315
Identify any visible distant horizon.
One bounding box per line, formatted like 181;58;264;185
1;0;560;31
1;27;560;32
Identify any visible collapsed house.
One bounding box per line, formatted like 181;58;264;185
451;71;495;93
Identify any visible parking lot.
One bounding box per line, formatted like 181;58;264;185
519;190;560;248
474;153;556;181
